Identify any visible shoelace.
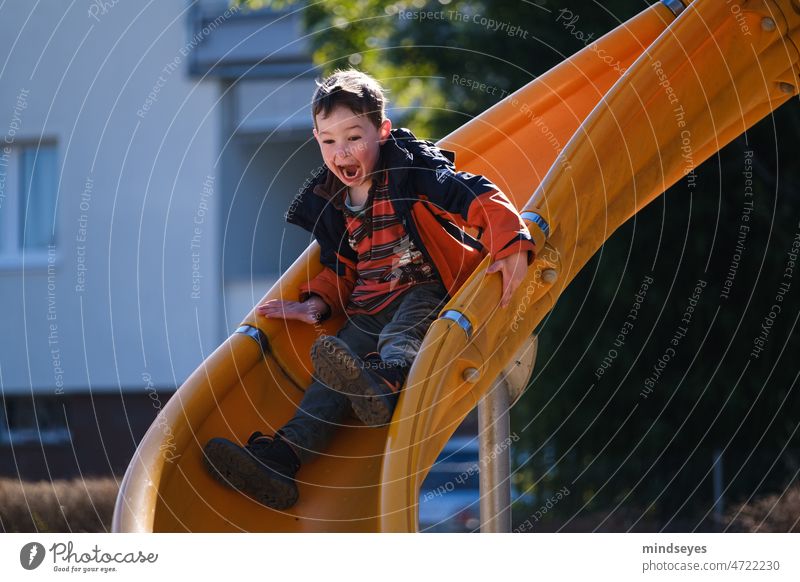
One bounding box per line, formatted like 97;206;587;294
362;352;383;370
247;431;273;444
245;431;277;455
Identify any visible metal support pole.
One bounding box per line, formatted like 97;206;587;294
477;378;512;532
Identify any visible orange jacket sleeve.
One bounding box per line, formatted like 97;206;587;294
297;249;357;320
413;159;536;267
466;187;537;265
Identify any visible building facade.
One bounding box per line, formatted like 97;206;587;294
0;0;317;479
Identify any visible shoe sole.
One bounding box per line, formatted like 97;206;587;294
311;336;395;427
202;438;298;510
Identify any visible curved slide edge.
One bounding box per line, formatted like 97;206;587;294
379;0;800;532
527;0;800;292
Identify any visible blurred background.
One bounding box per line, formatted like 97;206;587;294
0;0;797;532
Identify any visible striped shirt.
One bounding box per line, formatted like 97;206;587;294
343;170;437;314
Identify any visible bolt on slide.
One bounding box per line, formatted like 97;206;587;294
113;0;799;532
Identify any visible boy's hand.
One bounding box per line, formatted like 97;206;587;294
487;251;529;308
257;296;329;324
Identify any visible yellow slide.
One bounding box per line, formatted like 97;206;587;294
113;0;799;532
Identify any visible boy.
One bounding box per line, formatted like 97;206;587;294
203;69;536;510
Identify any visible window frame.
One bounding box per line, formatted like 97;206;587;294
0;140;59;269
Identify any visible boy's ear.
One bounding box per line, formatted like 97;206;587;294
378;118;392;144
312;126;320;144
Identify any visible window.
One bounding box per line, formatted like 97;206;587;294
0;396;71;446
0;143;58;259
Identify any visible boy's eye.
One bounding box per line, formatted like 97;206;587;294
348;136;361;141
322;139;335;144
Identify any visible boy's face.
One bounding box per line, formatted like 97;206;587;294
313;105;391;190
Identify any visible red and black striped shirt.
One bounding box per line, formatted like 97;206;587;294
343;169;437;315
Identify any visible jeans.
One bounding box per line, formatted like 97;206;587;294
278;281;449;464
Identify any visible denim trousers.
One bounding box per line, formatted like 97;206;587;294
278;281;449;464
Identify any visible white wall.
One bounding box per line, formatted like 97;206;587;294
0;0;222;394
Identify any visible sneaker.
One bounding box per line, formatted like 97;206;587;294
202;431;301;509
310;335;409;427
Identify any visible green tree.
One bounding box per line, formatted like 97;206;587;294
234;0;642;136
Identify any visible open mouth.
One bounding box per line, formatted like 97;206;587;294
339;164;360;182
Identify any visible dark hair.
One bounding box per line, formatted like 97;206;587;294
311;69;387;129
